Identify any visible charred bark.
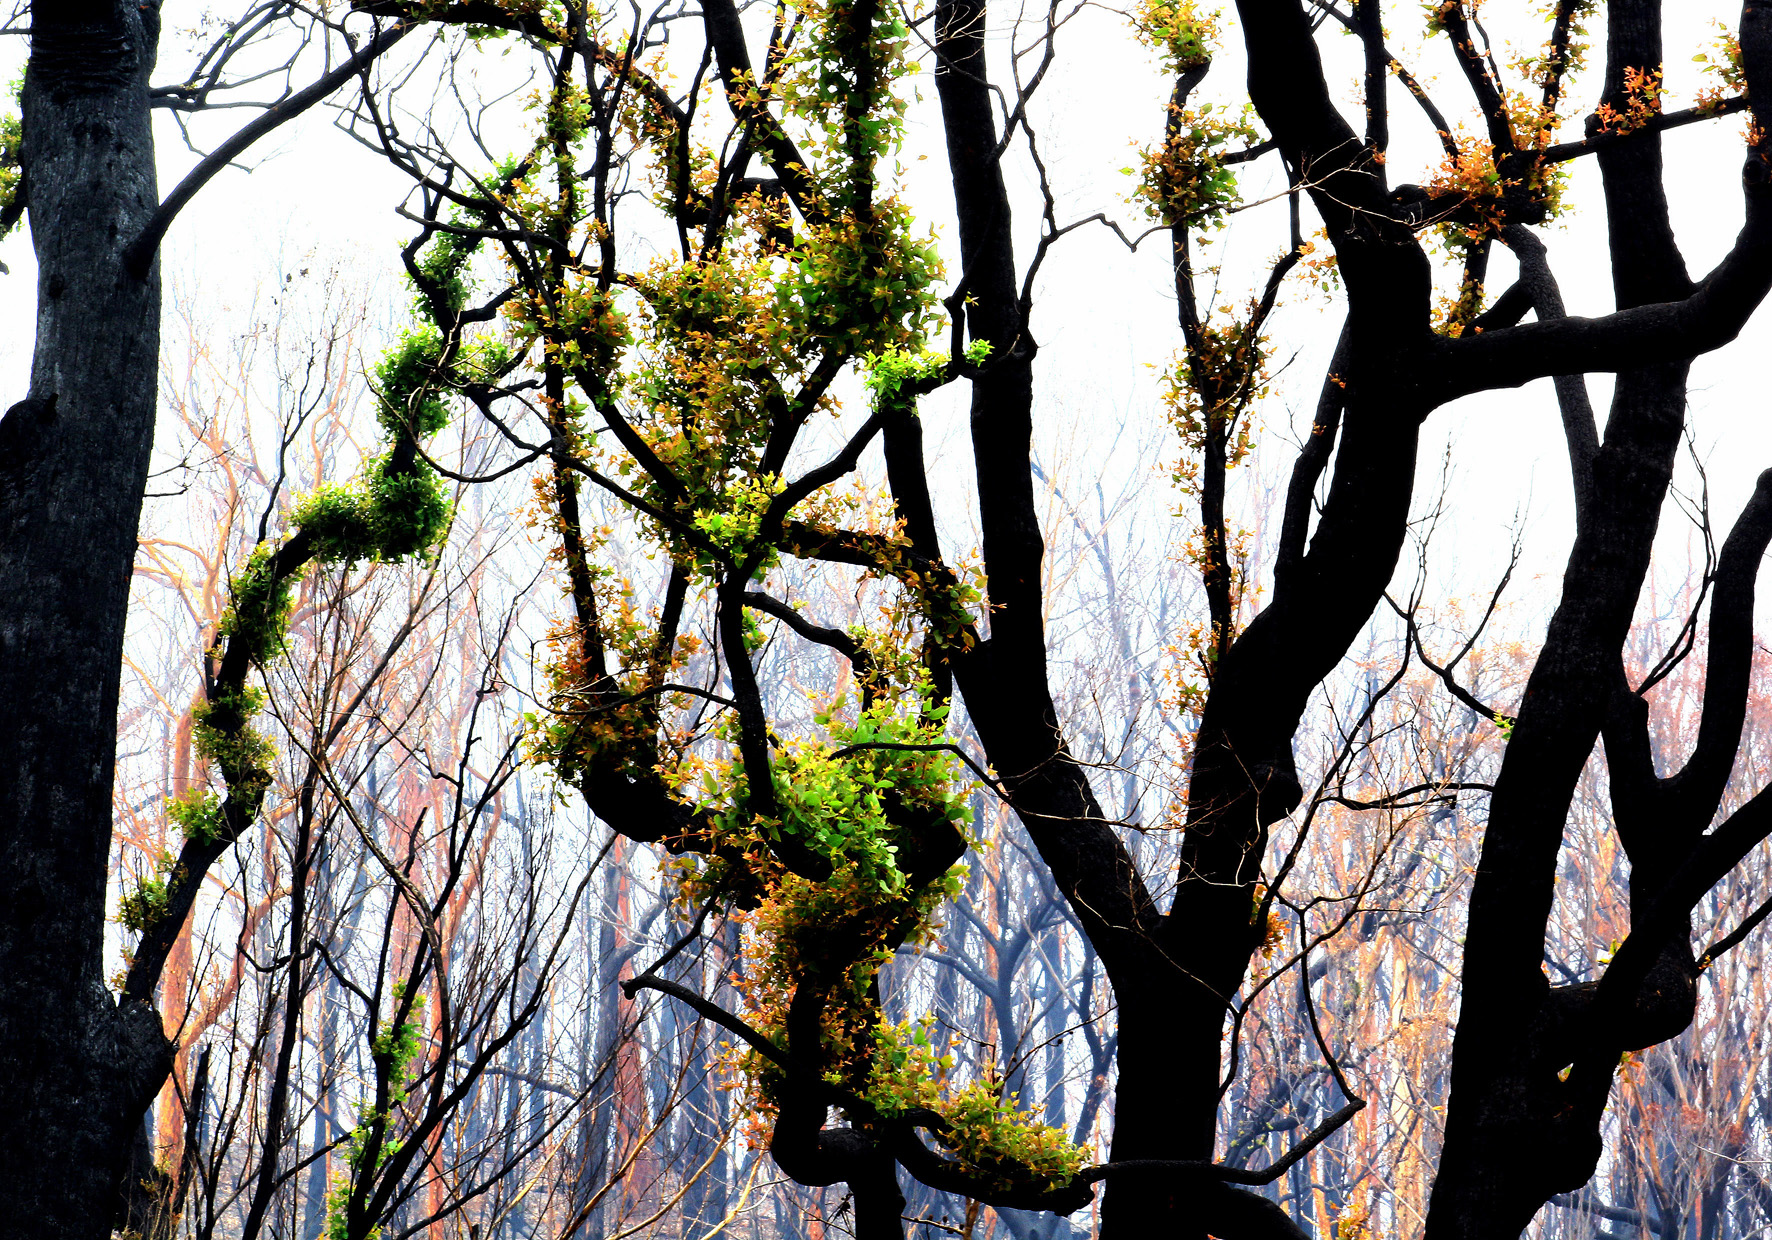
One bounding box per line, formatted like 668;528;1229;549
0;7;171;1239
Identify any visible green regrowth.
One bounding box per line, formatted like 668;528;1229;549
775;206;946;353
290;483;377;563
691;474;787;575
217;544;297;666
0;111;19;237
366;454;454;560
166;787;225;846
1131;0;1218;70
372;327;451;438
0;74;19;237
863;347;946;402
119;848;178;935
290;455;454;567
690;701;973;897
320;982;427;1240
674;700;1081;1193
119;876;170;934
410;154;526;314
869;1019;1087;1191
192;685;276;798
494;0;1084;1199
414;230;473;317
1131;102;1261;230
863;339;991;404
373;981;428;1105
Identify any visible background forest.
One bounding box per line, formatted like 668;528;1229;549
9;2;1772;1240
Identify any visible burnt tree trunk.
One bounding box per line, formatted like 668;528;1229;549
1426;5;1771;1236
0;5;171;1240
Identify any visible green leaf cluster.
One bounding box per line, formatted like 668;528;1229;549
863;347;948;402
321;982;427;1240
1131;0;1218;71
166;787;224;846
478;0;1092;1202
691;474;787;573
769;0;918;200
699;701;972;897
775;206;945;354
413;226;477;317
118;847;178;935
372;983;428;1106
217;544;296;666
870;1018;1086;1192
938;1082;1089;1191
119;875;170;935
365;455;454;559
1131;102;1261;230
192;685;275;799
0;74;19;237
291;453;453;567
0;113;18;236
372;327;451;438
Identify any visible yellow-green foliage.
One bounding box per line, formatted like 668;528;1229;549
119;875;170;934
776;208;945;353
497;0;1085;1201
868;1018;1088;1192
862;346;957;404
321;982;427;1240
0;112;19;233
192;685;275;798
210;204;474;806
1131;0;1218;70
290;186;484;572
0;74;19;235
663;702;1088;1191
558;0;947;558
682;701;973;898
119;847;178;934
1162;313;1267;491
1131;102;1261;230
372;982;427;1105
166;787;224;845
217;544;296;666
364;455;453;559
692;474;788;574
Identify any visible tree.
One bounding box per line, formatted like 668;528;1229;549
246;2;1772;1238
15;2;1772;1239
0;7;414;1237
113;272;641;1240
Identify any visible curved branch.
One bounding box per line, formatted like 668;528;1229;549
1440;8;1772;399
622;975;789;1070
1077;1099;1365;1188
1664;469;1772;820
125;22;413;277
1499;225;1598;517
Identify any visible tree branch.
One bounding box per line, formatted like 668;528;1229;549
125;22;412;278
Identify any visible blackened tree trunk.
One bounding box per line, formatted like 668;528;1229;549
1427;5;1772;1236
0;5;171;1239
921;0;1772;1236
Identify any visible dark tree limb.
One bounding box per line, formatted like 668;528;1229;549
125;21;413;277
1500;225;1598;517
